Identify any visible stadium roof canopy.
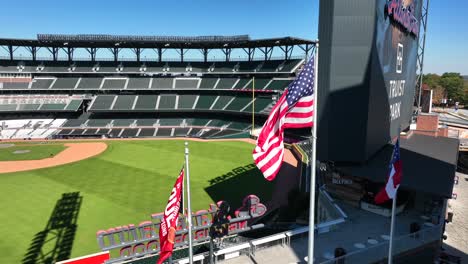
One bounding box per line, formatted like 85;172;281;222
0;34;317;62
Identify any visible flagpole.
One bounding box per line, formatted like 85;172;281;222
307;42;319;263
388;189;398;264
184;142;194;264
388;128;401;264
252;76;255;135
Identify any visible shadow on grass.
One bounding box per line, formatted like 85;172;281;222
204;164;273;211
22;192;82;264
204;162;301;216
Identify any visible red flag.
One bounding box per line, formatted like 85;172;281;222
157;168;184;264
375;140;402;204
253;57;315;181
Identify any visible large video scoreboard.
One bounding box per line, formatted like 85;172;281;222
317;0;423;162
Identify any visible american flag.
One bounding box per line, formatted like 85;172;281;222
253;58;315;181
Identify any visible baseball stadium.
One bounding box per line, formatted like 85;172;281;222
0;0;464;264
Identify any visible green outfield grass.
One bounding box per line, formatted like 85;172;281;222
0;144;67;161
0;140;272;263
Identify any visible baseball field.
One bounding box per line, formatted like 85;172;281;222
0;139;273;263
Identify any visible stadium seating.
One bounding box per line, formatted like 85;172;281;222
158;95;176;109
31;78;54;89
134;95;158;110
151;78;173;89
102;78;127;89
90;96;115;110
215;78;237;89
127;78;151;89
76;78;102;89
199;78;218;89
175;78;199;89
178;95;197;109
51;78;79;89
113;95;137;110
0;56;303;139
0;118;67;139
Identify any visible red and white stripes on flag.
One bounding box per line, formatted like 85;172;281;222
374;140;402;204
157;168;184;264
253;57;315;181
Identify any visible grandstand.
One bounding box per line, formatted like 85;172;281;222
0;35;315;139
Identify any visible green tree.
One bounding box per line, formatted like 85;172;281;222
464;82;468;105
423;73;441;89
440;72;464;102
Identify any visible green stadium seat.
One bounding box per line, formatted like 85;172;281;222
158;95;176;109
200;129;221;137
191;118;211;126
258;60;283;72
52;78;79;89
127;78;151;89
224;97;252;111
77;78;102;89
250;78;272;90
233;78;251;89
64;100;83;111
63;119;86;127
31;79;54;89
136;119;157;126
83;129;97;135
3;82;30;89
174;128;190;137
87;119;112;127
112;95;136;110
134;95;158;110
90;95;115;110
139;128;155;137
156;128;172;137
102;79;127;89
40;104;67;110
228;121;250;130
195;95;217;109
268;79;292;90
178;95;197;109
215;78;237;89
188;128;202;136
113;119;135;127
109;128;122;137
175;79;199;89
158;119;181;126
97;128;110;135
17;104;41;111
0;104;17;111
151;78;173;89
280;59;302;72
199;78;218;89
211;96;234;110
254;97;274;113
121;129;138;137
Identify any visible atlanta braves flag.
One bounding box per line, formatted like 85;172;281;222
157;168;184;264
253;57;315;181
375;140;402;204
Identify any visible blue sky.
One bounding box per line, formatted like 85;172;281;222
0;0;465;74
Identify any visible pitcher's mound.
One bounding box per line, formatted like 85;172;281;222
0;142;107;174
